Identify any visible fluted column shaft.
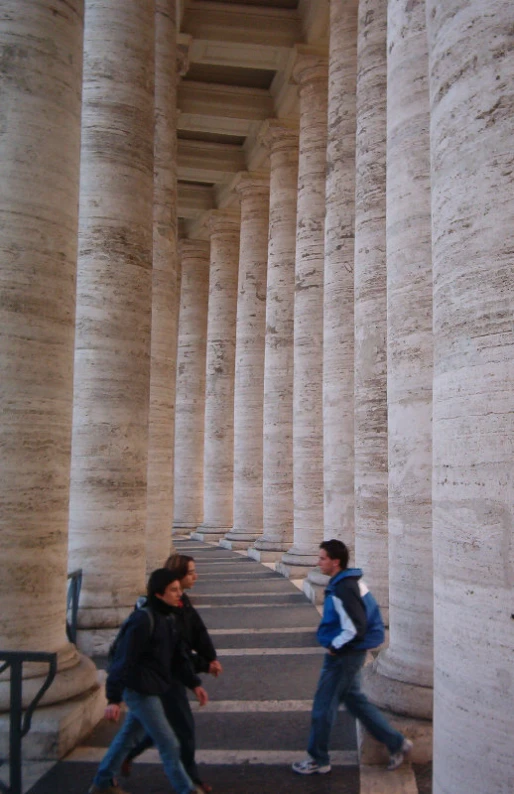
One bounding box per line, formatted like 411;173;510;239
364;0;433;721
69;0;155;653
323;0;357;547
146;0;178;572
223;173;269;547
427;2;514;792
252;122;298;557
353;0;389;620
196;212;240;538
279;52;328;574
173;239;209;530
0;0;98;708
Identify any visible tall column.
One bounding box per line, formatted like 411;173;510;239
250;120;298;562
194;211;240;543
146;0;179;573
304;0;358;603
353;0;389;621
68;0;155;655
221;172;270;550
362;0;433;760
173;239;209;532
278;50;328;577
427;2;514;792
0;0;101;746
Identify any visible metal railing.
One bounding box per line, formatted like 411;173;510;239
0;651;57;794
66;569;83;645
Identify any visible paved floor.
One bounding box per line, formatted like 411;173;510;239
27;538;360;794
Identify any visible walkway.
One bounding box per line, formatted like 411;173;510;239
27;538;360;794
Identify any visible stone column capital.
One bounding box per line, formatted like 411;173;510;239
258;118;299;153
292;45;329;87
232;170;270;199
203;209;241;237
178;237;210;260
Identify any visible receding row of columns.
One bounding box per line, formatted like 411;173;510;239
0;1;512;790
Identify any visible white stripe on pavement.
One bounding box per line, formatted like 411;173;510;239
65;747;357;766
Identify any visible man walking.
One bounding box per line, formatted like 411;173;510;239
292;540;412;775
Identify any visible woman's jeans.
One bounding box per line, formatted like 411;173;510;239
307;651;404;766
93;688;194;794
127;678;200;785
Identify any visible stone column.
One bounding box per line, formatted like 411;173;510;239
68;0;155;655
277;50;328;577
221;172;270;550
361;0;433;763
304;0;358;603
173;239;210;532
353;0;389;621
250;120;298;562
194;211;240;543
0;0;102;752
146;0;179;573
427;3;514;792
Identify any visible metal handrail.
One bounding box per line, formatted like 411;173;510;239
66;569;83;645
0;651;57;794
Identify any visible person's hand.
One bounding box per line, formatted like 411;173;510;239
209;660;223;677
105;703;121;722
194;686;209;707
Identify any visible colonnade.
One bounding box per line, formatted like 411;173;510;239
0;1;513;791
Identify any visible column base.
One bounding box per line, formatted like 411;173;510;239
357;711;432;765
362;656;433;720
76;627;120;657
248;547;286;562
192;524;232;543
276;545;320;579
302;568;329;605
219;529;262;550
0;674;106;761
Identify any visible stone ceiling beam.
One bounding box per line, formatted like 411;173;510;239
182;1;302;47
177;181;215;219
178;81;274;121
177;139;246;184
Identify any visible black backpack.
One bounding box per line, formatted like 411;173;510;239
107;606;155;671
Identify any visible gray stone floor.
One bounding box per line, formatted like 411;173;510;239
27;539;359;794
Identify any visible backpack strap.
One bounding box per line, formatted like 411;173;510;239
140;606;155;638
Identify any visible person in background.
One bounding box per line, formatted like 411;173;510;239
122;554;222;794
88;568;208;794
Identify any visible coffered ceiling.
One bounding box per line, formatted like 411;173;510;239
176;0;329;236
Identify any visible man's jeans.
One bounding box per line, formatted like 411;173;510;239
307;651;404;766
93;688;194;794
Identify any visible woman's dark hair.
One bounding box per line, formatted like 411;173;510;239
319;539;349;570
164;553;194;581
147;568;181;598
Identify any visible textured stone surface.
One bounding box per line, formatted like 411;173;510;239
68;0;155;632
279;50;328;573
368;0;433;719
254;121;298;555
197;211;240;537
353;0;389;621
427;2;514;792
146;0;179;572
0;0;96;709
323;0;357;548
224;172;270;546
173;239;209;529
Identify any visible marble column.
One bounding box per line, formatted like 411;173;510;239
0;0;102;751
146;0;179;573
427;2;514;792
353;0;389;621
278;51;328;577
194;211;240;543
68;0;155;655
304;0;358;603
173;239;210;532
250;120;299;562
362;0;433;760
221;172;270;549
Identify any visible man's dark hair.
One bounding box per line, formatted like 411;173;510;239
320;539;349;570
147;567;181;598
164;553;194;581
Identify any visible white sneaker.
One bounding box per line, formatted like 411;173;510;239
292;757;331;775
387;738;413;771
